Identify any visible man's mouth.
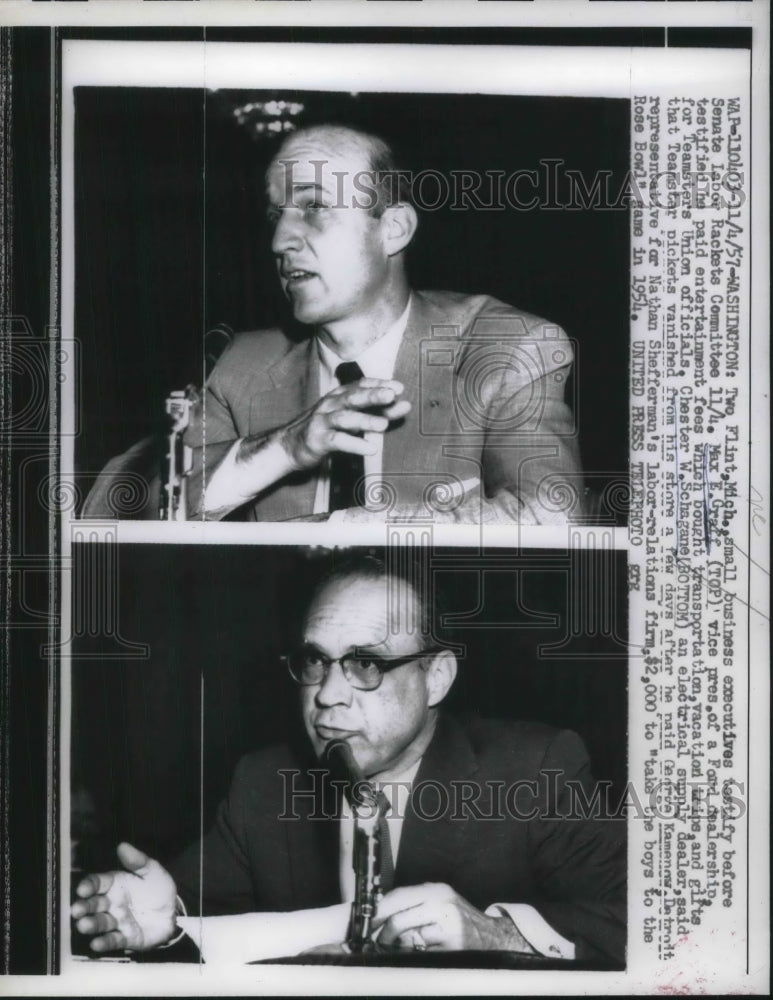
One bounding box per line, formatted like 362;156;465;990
282;268;317;288
315;724;356;741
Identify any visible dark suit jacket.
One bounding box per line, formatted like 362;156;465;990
168;714;625;965
182;290;584;522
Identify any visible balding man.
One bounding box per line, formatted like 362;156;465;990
182;124;584;523
71;556;624;964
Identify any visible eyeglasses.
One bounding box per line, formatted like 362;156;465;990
283;643;439;691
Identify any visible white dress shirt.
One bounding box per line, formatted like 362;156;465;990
313;298;410;516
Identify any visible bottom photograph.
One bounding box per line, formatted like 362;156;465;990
69;543;628;970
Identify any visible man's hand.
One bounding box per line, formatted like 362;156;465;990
275;378;411;472
202;378;411;516
372;883;534;953
71;842;178;953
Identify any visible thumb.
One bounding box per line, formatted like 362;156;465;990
116;841;151;875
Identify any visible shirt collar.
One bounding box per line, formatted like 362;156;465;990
340;755;422;820
316;294;412;382
375;756;422;795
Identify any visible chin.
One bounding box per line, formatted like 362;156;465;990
291;307;317;326
289;297;329;327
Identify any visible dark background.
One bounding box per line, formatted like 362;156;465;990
4;23;753;976
71;545;628;872
74;87;630;509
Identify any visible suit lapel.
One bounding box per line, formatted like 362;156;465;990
395;713;478;889
268;336;319;402
283;756;343;909
384;293;464;496
248;336;319;426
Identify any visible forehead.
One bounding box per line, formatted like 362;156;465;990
303;576;421;647
266;132;372;197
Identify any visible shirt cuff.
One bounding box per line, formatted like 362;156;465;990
202;437;289;513
484;903;576;960
177;903;351;964
154;895;188;950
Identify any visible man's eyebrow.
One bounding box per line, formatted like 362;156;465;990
350;643;392;656
273;182;327;198
266;182;329;212
300;639;391;656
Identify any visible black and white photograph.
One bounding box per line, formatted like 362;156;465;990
69;544;628;969
0;2;768;996
71;61;629;527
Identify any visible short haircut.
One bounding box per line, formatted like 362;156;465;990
307;552;439;647
274;123;414;217
361;132;414;218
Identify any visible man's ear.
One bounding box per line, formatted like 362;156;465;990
425;650;457;708
381;202;418;257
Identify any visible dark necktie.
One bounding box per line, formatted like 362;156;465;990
375;790;394;894
329;361;365;511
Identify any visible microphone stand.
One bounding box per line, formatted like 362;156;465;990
159;385;196;521
323;740;384;953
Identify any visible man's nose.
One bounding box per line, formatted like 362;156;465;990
315;661;353;707
271;211;304;255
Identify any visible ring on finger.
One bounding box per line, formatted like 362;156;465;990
409;929;426;952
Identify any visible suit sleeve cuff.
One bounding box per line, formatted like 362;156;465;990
154;896;188;950
203;437;289;513
484;903;576;960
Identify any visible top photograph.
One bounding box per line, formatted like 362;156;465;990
72;49;630;526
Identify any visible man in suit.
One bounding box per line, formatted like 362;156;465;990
71;556;625;963
180;123;584;523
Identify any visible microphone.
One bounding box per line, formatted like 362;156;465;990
323;738;362;780
322;740;384;952
322;739;376;810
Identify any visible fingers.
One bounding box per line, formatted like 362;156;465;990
373;884;461;950
71;892;112;920
72;842;148;905
70;844;177;954
338;377;404;396
379;399;411;421
73;870;115;900
282;379;411;470
324;380;408;417
116;841;151;874
332;408;390;436
326;430;379;457
375;904;434;948
316;381;411;446
75;910;119;937
373;884;442;926
89;929;129;954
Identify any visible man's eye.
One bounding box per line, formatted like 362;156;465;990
350;657;384;674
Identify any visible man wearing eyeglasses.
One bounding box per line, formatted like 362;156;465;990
71;557;624;964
